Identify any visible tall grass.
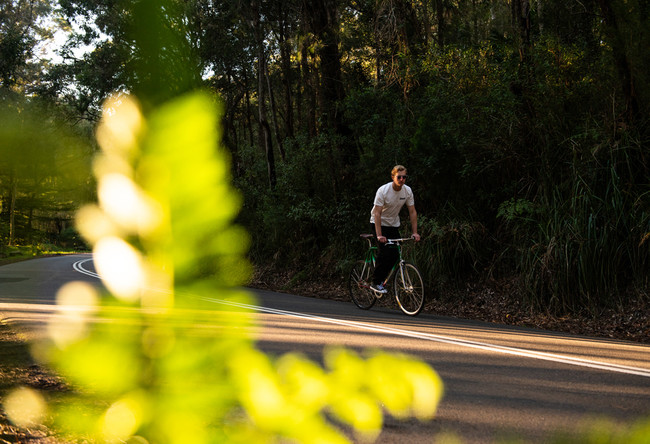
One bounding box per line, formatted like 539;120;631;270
519;148;650;314
415;213;490;295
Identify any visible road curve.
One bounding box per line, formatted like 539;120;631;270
1;255;649;443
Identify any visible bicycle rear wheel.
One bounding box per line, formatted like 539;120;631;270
349;260;377;310
394;262;424;315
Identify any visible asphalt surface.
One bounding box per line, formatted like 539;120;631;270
1;254;649;443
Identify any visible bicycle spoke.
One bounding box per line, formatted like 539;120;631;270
394;262;424;315
349;260;377;310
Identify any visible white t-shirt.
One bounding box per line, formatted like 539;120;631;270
369;183;414;227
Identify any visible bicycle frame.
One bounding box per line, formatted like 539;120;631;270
379;239;412;289
361;235;413;290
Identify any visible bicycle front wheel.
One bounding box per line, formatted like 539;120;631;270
348;260;377;310
394;262;425;316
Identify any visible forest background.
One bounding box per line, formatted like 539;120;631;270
1;0;649;326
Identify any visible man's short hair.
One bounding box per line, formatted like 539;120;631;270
391;165;407;176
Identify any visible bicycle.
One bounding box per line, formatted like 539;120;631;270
348;234;425;316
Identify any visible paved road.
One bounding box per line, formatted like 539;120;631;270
1;255;649;443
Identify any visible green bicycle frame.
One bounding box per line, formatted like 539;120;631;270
366;242;404;288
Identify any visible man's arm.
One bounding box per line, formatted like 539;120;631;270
372;205;387;243
407;205;421;241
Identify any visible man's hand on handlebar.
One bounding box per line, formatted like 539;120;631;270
377;235;421;244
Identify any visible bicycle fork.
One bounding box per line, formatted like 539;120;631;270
394;260;415;292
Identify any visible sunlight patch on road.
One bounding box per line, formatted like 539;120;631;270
202;298;650;379
72;258;650;379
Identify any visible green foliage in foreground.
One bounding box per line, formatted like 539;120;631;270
550;418;650;444
3;91;443;443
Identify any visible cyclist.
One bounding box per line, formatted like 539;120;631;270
369;165;421;294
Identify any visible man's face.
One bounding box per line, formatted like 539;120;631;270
392;171;407;188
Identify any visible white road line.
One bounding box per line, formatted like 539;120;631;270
73;259;650;379
73;258;100;279
203;297;650;379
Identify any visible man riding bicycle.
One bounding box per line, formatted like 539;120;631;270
369;165;421;294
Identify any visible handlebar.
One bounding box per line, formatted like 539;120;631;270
359;234;418;245
385;237;416;244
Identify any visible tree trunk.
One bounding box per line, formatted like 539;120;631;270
374;21;382;85
225;87;244;177
536;0;544;34
278;10;295;139
259;49;276;189
436;0;444;48
252;0;276;189
243;69;255;148
299;30;317;137
9;175;16;247
303;0;357;189
472;0;478;44
512;0;531;64
306;0;344;132
421;0;431;49
266;71;285;161
596;0;649;122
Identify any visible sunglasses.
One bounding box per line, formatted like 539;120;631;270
396;175;408;180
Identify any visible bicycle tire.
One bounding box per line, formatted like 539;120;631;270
393;262;425;316
348;260;377;310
